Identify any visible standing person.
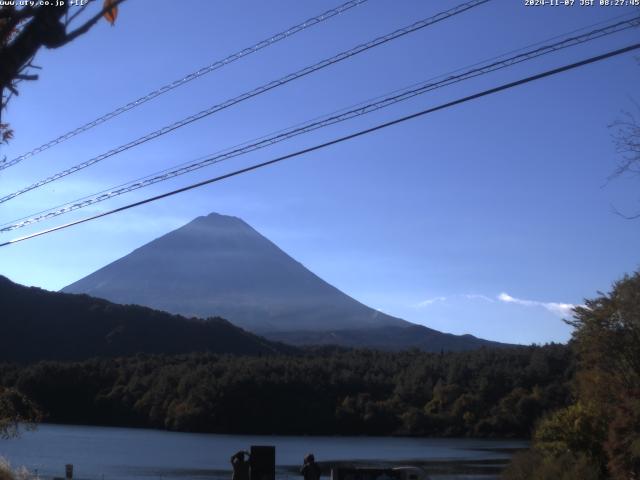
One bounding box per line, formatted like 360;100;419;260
300;454;321;480
231;451;251;480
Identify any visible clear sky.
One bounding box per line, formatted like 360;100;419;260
0;0;638;345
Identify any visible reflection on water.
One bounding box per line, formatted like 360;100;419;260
0;424;527;480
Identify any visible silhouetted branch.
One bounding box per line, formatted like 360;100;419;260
65;1;93;27
608;95;640;219
611;204;640;220
14;73;38;81
0;0;126;139
65;0;125;43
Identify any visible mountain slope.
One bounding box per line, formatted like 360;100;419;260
62;212;510;351
63;213;408;333
0;275;290;362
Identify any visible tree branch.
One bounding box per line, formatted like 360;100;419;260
0;0;126;109
611;204;640;220
65;0;126;43
0;6;35;21
65;0;94;27
15;73;38;81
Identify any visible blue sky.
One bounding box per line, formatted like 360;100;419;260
0;0;638;344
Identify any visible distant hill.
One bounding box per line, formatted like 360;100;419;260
0;275;290;362
62;212;510;352
266;325;511;352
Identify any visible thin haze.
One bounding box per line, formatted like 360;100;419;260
0;0;638;344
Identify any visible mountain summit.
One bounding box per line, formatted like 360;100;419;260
63;213;407;333
63;213;509;351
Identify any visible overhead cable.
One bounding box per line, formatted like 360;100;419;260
0;0;369;171
0;0;491;205
2;14;638;232
2;41;638;248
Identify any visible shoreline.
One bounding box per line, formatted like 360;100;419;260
23;422;530;443
3;424;526;480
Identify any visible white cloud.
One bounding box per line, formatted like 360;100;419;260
497;292;578;318
416;293;494;308
416;296;447;307
464;294;495;303
415;291;578;318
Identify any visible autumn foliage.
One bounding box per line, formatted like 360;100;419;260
505;271;640;479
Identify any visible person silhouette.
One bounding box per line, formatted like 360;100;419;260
231;450;251;480
300;454;321;480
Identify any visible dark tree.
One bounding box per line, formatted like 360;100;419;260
0;386;41;438
0;0;123;142
504;271;640;480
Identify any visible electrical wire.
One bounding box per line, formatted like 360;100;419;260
0;0;369;171
2;14;638;233
0;0;491;205
2;41;638;248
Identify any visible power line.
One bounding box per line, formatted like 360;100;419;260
0;0;491;205
2;14;638;233
2;42;638;249
0;0;369;172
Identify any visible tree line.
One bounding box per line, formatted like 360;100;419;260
0;343;572;438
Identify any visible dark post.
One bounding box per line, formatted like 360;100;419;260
250;445;275;480
65;465;73;480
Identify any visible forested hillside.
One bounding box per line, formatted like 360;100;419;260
0;275;290;361
0;344;572;437
503;271;640;480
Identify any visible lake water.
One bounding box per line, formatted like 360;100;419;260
0;424;527;480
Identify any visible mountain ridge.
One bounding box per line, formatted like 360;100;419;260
62;212;511;351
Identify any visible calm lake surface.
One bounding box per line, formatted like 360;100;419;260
0;424;527;480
